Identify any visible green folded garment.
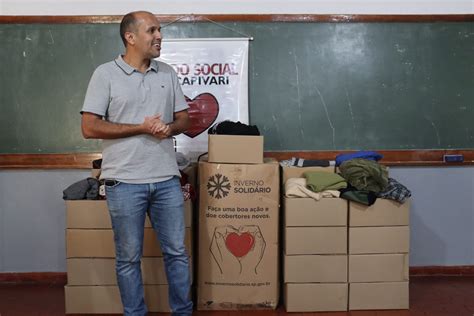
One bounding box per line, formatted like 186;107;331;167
303;171;347;192
339;158;388;193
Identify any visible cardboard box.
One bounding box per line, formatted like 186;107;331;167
349;199;410;227
64;285;170;313
349;226;409;254
285;227;347;255
349;254;409;282
281;165;334;184
208;135;264;164
284;255;347;283
66;227;192;258
284;197;347;227
66;200;193;229
284;283;348;312
349;282;409;310
197;159;279;310
67;257;193;285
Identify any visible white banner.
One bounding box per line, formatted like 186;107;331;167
158;38;249;158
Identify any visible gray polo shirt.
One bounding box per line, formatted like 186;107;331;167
81;55;188;183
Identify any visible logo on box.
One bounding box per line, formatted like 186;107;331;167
207;174;231;199
210;225;266;275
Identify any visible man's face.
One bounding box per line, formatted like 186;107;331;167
130;13;162;59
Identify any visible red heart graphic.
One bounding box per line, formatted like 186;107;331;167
225;232;255;258
184;93;219;138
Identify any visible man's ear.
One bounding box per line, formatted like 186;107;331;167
124;32;135;46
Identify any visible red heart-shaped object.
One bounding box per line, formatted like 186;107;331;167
184;93;219;138
225;232;255;258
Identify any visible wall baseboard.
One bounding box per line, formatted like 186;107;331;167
409;265;474;276
1;266;474;285
0;272;67;285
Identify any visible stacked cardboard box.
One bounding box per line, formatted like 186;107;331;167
282;166;349;312
197;135;280;310
348;199;410;310
208;134;264;164
64;199;193;314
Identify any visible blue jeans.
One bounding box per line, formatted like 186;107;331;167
105;177;193;316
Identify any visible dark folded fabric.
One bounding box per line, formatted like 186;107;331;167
335;151;383;166
208;120;260;136
339;184;377;206
377;178;411;203
292;157;330;167
63;177;100;200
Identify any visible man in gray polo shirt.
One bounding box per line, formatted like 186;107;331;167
81;11;192;316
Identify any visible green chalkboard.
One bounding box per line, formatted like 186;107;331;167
0;22;473;153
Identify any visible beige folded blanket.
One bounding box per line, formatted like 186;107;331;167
285;178;340;200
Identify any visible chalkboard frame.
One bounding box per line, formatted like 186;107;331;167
0;150;473;169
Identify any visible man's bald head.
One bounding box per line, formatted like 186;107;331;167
120;11;154;47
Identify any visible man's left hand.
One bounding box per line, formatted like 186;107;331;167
151;123;173;139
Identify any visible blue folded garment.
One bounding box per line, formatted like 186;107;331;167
335;151;383;166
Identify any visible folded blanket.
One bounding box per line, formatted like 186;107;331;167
303;171;347;192
285;177;340;200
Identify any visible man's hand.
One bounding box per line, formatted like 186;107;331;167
143;109;189;140
154;110;189;139
151;122;173;140
210;226;240;275
142;114;163;134
142;114;171;139
239;225;266;275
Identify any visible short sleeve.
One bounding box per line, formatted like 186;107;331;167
81;66;110;116
171;70;189;113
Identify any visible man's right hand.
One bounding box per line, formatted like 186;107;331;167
144;114;175;140
142;114;164;134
